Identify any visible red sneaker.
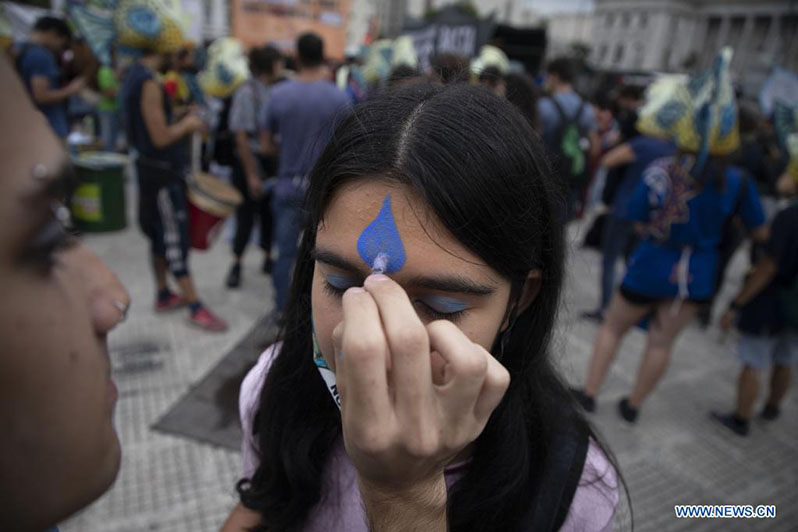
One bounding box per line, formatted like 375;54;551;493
155;293;186;312
189;306;228;332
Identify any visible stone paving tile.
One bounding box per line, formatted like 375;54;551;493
61;216;796;531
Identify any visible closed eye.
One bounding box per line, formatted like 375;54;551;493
322;281;467;323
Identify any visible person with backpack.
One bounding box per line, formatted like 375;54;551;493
712;159;798;436
537;57;599;220
16;16;85;138
571;49;768;423
225;45;283;288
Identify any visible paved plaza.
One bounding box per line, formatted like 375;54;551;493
62;195;797;532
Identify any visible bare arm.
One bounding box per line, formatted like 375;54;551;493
101;85;119;99
732;256;778;308
236;131;262;195
750;224;770;244
259;130;277;157
141;79;202;149
588;130;601;162
30;75;83;105
218;503;261;532
719;255;779;330
776;172;797;197
599;142;635;169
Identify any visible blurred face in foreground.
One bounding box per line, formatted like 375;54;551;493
0;57;129;532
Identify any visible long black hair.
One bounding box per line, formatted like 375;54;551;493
238;82;618;531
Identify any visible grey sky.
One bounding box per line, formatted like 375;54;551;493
524;0;594;14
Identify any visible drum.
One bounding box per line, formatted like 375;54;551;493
187;172;242;250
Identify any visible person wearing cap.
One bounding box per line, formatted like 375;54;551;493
16;16;85;138
572;49;768;423
118;0;228;331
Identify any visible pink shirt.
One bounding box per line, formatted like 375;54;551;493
240;345;618;531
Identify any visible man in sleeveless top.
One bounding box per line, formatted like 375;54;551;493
123;46;228;331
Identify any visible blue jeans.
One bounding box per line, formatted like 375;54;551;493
271;191;303;311
600;215;633;310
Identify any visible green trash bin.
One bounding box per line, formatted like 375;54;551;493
71;151;129;232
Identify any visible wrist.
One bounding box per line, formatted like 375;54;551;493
358;475;447;528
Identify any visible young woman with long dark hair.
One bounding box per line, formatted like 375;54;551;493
220;82;619;532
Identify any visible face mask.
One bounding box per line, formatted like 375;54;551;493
312;327;341;410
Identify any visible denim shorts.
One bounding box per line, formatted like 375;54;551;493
737;332;798;370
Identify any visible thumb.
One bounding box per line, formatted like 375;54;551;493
330;321;344;372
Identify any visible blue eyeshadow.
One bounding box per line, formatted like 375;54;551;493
326;273;359;290
421;295;469;313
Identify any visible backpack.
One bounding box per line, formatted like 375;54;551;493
551;96;591;190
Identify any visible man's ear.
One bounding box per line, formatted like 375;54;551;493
501;270;542;331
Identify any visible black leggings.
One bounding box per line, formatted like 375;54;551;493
232;157;273;258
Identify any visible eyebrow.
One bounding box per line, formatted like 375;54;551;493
312;248;497;296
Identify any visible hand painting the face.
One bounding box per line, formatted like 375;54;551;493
333;274;511;496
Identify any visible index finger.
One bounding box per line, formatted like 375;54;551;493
364;274;432;418
338;287;392;426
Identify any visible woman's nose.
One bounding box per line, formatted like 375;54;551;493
63;243;131;335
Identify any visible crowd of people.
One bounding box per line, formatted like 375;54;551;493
2;4;797;532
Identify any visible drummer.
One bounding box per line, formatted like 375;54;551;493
119;0;228;331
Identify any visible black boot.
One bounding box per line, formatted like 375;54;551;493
618;397;638;423
226;263;242;288
761;404;780;421
711;411;749;436
570;388;596;413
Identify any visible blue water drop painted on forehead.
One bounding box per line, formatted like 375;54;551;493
357;195;406;274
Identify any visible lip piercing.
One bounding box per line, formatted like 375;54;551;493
112;300;129;323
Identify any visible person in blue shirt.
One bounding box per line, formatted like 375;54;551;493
582;136;677;321
572;49;769;423
259;32;351;312
16;16;85;138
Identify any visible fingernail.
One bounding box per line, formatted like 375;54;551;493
368;273;390;282
346;287;365;294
